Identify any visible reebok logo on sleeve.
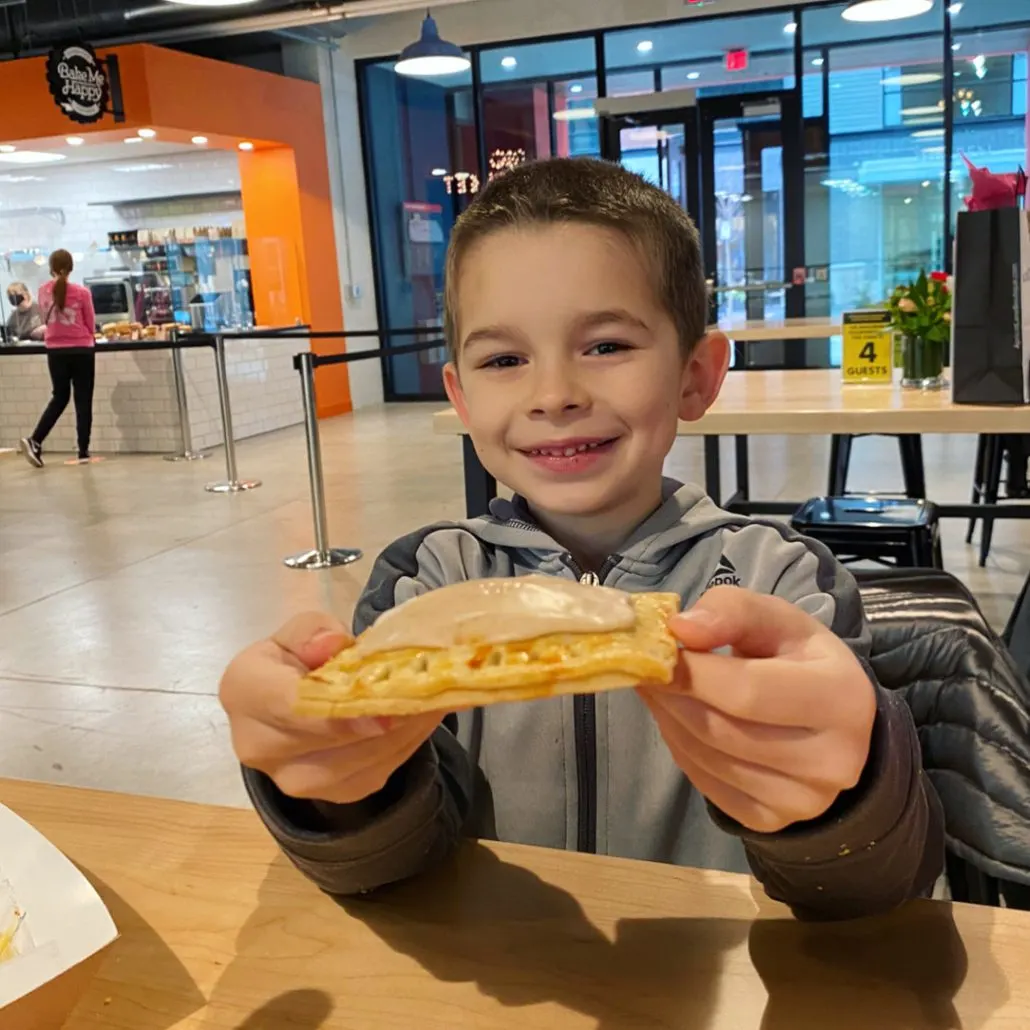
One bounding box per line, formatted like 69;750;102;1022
706;555;742;590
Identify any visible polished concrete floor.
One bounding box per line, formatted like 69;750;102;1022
1;407;1027;808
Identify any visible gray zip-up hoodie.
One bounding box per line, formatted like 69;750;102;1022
245;482;943;919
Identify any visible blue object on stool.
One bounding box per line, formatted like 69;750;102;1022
791;496;944;570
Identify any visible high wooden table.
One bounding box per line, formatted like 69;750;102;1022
434;369;1030;519
713;317;841;342
3;778;1030;1029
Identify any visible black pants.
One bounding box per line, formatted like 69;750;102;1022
32;350;96;457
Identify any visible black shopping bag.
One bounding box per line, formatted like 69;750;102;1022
951;208;1029;406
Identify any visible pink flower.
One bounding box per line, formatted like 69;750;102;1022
898;298;917;313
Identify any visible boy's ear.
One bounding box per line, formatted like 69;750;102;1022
443;362;472;429
679;331;730;423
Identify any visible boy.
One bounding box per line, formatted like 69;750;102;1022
221;158;943;920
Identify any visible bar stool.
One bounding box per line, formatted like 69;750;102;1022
967;434;1030;567
828;434;926;499
791;496;943;570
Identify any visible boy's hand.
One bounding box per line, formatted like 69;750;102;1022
639;587;876;835
219;613;442;805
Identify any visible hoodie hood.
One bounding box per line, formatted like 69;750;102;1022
469;479;749;583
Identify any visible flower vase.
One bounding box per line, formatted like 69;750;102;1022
901;335;946;390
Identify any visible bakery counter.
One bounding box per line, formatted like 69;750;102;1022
0;334;307;455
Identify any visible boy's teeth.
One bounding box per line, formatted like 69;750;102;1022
531;442;604;457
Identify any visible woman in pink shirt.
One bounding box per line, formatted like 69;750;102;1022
21;249;98;467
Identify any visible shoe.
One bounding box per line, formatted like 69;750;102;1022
20;438;43;468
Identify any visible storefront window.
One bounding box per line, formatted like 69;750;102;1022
802;1;946;333
480;38;600;169
361;59;475;398
949;6;1030;232
605;13;797;96
356;0;1029;394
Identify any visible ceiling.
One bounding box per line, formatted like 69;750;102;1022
0;0;355;57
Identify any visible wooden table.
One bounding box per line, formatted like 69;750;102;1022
3;778;1030;1029
434;369;1030;519
713;317;841;342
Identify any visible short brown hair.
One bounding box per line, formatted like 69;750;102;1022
444;157;707;356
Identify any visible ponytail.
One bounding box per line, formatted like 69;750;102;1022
48;249;74;310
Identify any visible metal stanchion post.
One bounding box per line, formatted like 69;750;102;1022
284;351;362;570
205;334;261;493
164;332;208;462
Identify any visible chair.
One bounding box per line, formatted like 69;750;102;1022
966;434;1030;567
856;568;1030;909
828;434;926;499
791;496;943;570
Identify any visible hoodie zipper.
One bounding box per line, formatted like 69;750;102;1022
561;553;619;855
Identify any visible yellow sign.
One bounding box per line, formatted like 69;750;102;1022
841;310;893;384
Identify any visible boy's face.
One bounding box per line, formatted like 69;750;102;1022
444;223;727;524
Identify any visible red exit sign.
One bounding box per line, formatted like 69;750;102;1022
725;49;749;72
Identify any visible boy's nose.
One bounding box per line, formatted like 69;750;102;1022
529;364;590;418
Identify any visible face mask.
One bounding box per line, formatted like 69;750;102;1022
7;293;24;306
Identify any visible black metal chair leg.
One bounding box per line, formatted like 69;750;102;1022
899;434;927;500
980;435;1005;567
967;434;988;545
828;434;856;496
824;436;840;496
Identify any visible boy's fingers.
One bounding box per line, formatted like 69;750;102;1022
670;649;858;729
670;587;825;658
272;611;352;670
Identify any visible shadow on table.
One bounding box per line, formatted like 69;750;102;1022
342;844;752;1029
750;900;1008;1030
68;869;207;1029
234;989;334;1029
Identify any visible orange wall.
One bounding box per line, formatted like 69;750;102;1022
1;45;350;416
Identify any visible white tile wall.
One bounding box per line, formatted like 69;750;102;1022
0;335;306;456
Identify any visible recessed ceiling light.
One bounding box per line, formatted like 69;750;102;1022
500;55;517;69
637;40;654;53
192;136;209;145
431;167;447;176
952;42;962;51
0;145;15;154
112;162;174;174
812;57;825;67
124;136;144;144
238;141;254;151
922;179;932;187
881;72;942;87
904;197;914;204
687;71;701;80
784;21;798;34
843;0;933;22
66;136;85;146
569;83;583;94
948;2;963;13
137;128;157;139
911;128;945;138
0;151;66;164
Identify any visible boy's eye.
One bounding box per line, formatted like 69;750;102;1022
587;340;631;356
480;353;524;370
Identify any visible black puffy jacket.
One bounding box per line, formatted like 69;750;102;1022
857;569;1030;906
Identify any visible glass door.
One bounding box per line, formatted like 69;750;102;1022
601;106;701;231
603;89;814;370
698;91;806;368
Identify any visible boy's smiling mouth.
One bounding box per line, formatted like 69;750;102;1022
518;436;620;473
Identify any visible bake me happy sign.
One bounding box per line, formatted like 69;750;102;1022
46;43;110;124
